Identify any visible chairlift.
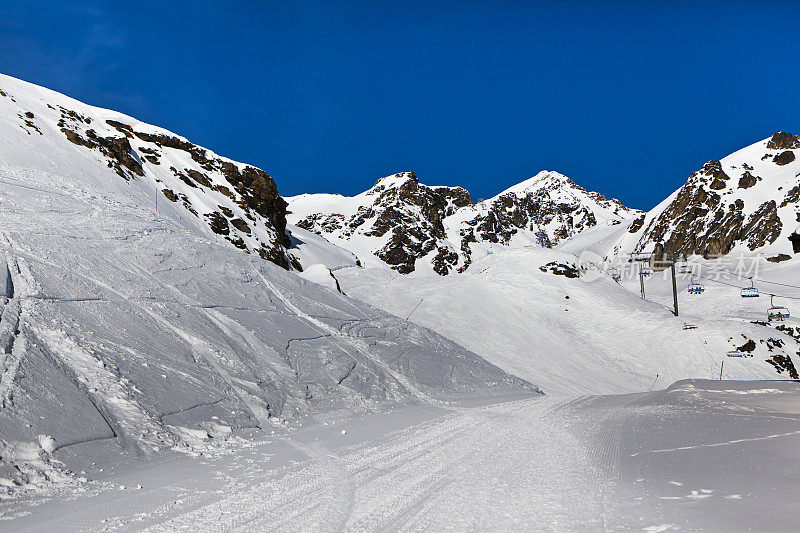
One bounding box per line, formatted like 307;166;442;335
688;276;704;295
740;279;759;298
679;262;693;274
767;295;790;321
641;265;652;277
683;323;698;330
726;351;745;358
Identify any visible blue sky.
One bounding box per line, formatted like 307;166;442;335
2;1;798;209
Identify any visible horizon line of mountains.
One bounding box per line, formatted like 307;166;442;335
2;72;799;275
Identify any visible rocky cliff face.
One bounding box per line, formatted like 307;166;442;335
617;131;800;262
288;170;637;274
0;73;293;269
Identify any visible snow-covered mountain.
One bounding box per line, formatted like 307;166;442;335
614;131;800;263
0;75;534;493
447;170;639;271
0;73;297;269
287;170;638;275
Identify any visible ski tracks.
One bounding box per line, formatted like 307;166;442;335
146;396;611;532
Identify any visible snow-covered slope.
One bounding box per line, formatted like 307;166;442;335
287;170;638;275
614;131;800;263
0;73;295;268
0;78;535;494
337;246;800;396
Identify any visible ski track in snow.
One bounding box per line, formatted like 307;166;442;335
144;396;609;532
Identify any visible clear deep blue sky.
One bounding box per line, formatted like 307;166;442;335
2;1;799;208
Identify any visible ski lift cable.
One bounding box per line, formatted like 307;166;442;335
674;258;800;291
718;270;800;291
692;273;800;300
754;278;800;291
691;326;717;369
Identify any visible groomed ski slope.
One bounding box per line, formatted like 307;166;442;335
5;380;800;531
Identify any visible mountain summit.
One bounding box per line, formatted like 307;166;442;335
615;131;800;263
288;170;638;274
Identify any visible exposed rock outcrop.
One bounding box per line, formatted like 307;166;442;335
766;131;800;150
624;131;800;261
294;172;474;275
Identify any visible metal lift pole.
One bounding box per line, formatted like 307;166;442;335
640;269;646;299
671;261;679;317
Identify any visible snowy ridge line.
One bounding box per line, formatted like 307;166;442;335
0;75;296;269
286;169;638;276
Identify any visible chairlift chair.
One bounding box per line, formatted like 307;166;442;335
641;265;652;277
688;276;704;295
726;351;745;358
767;295;790;321
741;279;759;298
683;323;698;330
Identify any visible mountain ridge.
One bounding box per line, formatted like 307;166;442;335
288;169;639;274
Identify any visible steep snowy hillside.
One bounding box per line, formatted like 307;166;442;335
0;89;536;493
337;246;800;395
615;131;800;262
287;170;638;275
0;73;296;268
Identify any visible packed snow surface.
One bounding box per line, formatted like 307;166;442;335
4;380;800;531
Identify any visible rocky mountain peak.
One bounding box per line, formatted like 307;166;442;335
289;169;636;275
618;131;800;262
368;171;419;194
766;130;800;150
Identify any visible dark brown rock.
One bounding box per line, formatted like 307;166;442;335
766;254;791;263
162;189;178;202
742;200;782;250
628;214;645;233
789;231;800;253
737;171;758;189
205;212;230;235
539;261;580;278
230;218;251;234
774;151;796;166
766;131;800;150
